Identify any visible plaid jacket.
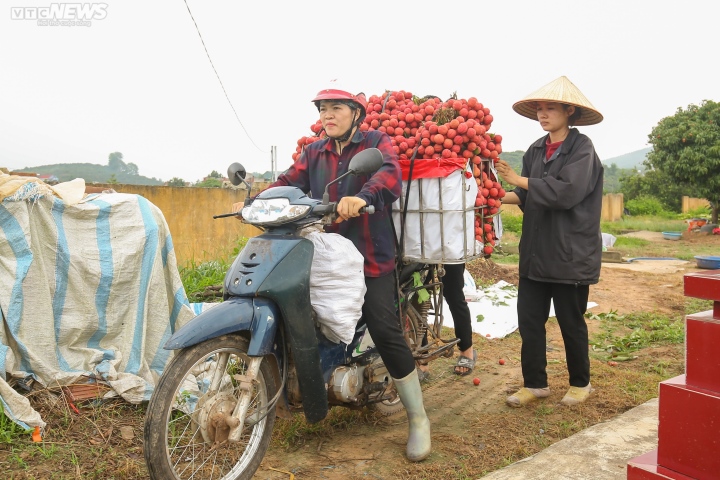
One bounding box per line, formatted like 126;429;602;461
269;130;401;277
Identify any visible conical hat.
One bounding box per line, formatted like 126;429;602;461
512;76;603;126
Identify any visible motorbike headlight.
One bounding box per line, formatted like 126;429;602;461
241;198;310;225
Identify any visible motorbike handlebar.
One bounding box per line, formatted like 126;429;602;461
313;203;375;216
212;202;375;221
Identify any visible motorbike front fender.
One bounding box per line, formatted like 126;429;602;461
164;297;279;356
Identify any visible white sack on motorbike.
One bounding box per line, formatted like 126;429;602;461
303;231;366;345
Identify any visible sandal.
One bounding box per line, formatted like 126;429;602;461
453;350;477;376
560;384;594;406
506;387;551;408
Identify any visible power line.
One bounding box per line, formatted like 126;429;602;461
182;0;268;153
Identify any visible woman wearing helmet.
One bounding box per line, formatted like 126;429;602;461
267;86;432;462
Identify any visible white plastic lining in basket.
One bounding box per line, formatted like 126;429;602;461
392;162;482;264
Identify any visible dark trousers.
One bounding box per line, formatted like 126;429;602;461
517;277;590;389
363;273;415;379
442;263;473;352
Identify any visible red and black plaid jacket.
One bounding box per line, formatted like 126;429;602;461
269;130;401;277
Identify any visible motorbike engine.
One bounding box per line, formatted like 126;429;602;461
328;365;365;403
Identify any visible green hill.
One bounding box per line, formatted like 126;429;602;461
602;147;651;170
498;149;643;194
11;163;164;185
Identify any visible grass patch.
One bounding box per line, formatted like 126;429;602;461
686;297;714;315
270;406;378;450
180;259;229;301
180;238;249;301
601;216;686;235
0;403;30;444
587;310;684;361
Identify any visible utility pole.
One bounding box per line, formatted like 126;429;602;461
271;146;277;181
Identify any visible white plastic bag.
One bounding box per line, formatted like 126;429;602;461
462;269;480;302
392;166;479;263
304;231;366;345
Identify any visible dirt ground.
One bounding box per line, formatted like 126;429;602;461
3;232;717;480
251;233;712;480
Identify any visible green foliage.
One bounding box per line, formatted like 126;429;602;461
500;213;522;233
195;178;223;188
684;205;711;219
207;170;223;179
601;216;686;234
603;162;645;194
624;195;673;217
180;238;248;301
497;150;522;191
499;149;638;194
108;152;124;169
647;99;720;218
166;177;187;187
180;259;229;300
612;236;649;248
588;310;684;360
107;152;139;176
231;237;249;257
106;173;118;185
0;403;31;443
619;169;687;212
498;150;523;171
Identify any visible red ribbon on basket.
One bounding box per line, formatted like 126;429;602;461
398;157;467;181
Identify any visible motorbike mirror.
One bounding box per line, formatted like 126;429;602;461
227;162;247;186
348;148;383;175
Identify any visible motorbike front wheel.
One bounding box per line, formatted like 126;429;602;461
144;335;276;480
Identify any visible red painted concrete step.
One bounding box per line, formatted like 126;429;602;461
656;375;720;479
686;313;720;392
627;450;698;479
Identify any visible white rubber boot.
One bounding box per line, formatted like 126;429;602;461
393;369;431;461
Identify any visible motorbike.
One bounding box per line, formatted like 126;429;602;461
143;148;458;479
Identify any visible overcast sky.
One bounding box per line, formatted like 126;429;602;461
1;0;716;183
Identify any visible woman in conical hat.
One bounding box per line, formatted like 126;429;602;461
495;76;604;408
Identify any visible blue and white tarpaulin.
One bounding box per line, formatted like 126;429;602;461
0;181;195;429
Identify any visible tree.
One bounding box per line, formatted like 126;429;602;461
125;162;139;176
108;152;125;172
195;178;222;188
107;174;118;184
167;177;187;187
619;168;689;213
647;100;720;222
207;170;223;179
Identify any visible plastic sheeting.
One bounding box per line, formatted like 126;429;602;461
0;185;195;430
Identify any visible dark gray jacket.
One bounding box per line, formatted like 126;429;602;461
513;128;603;285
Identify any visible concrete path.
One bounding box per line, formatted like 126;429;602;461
479;398;659;479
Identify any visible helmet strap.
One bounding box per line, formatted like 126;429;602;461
325;108;360;143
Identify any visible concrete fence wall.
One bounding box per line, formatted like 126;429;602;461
89;183;267;267
86;184;710;266
500;193;625;222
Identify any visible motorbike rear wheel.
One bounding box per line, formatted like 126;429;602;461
144;335;276;480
